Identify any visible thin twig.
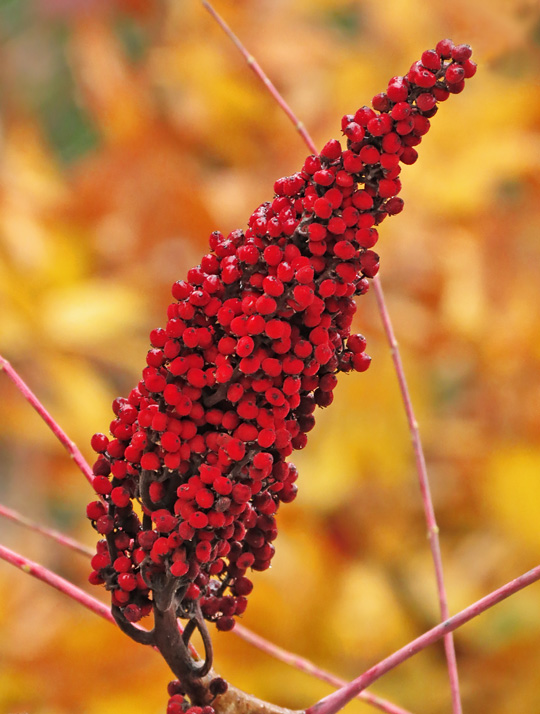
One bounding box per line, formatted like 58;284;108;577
372;277;462;712
201;1;318;155
0;497;411;714
233;624;414;714
0;543;298;714
305;564;540;714
2;538;538;714
0;502;94;557
0;542;115;623
0;354;94;486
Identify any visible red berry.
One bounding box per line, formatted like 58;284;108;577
354;106;376;126
141;452;160;471
195;541;212;563
113;555;132;573
292;285;314;309
118;573;137;591
372;92;390;112
162;432;181;452
352;190;374;211
308;223;327;242
355;227;378;248
447;79;465;95
216;616;235;632
196;488;215;509
391;102;411;121
462;59;477;78
387;76;409;102
445;64;465;84
359;250;380;278
352;352;372;372
381;132;402;154
400;147;419;165
171;560;189;577
256;295;277;316
344;122;365;143
258;429;276;448
314;197;332;219
367;114;393;136
226;439;245;461
385;197;404;215
312;169;335;186
189;511;209;529
342;151;364;173
91;433;109;453
93;476;112;495
263;245;282;266
451;44;472;62
378;179;398;198
237;336;254;357
359;145;380;164
87;501;106;521
421;49;440;71
213;476;232;496
320;139;342;160
153;510;177;532
436;38;454;58
415;68;436;88
111;487;130;507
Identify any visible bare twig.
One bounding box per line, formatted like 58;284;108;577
0;542;115;623
0;502;94;557
201;1;317;155
372;276;462;713
0;354;94;486
233;624;414;714
2;538;538;714
0;497;412;714
305;565;540;714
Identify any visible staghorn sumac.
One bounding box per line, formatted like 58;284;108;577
83;36;476;711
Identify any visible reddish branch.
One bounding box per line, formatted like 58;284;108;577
0;355;94;485
0;498;413;714
0;502;94;557
1;541;539;714
372;277;462;711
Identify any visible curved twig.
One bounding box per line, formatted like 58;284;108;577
181;604;214;677
111;604;155;646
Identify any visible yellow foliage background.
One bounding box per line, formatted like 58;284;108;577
1;1;540;713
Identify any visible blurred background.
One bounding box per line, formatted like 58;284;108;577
1;1;540;712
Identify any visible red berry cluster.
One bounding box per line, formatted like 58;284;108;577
166;678;227;714
167;700;215;714
87;39;475;631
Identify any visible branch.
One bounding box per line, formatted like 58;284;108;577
0;542;115;623
2;539;539;714
372;276;462;712
0;498;411;714
0;354;94;486
112;604;155;646
305;565;540;714
233;624;414;714
201;1;317;155
0;502;94;557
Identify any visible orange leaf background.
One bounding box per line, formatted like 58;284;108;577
1;1;540;712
